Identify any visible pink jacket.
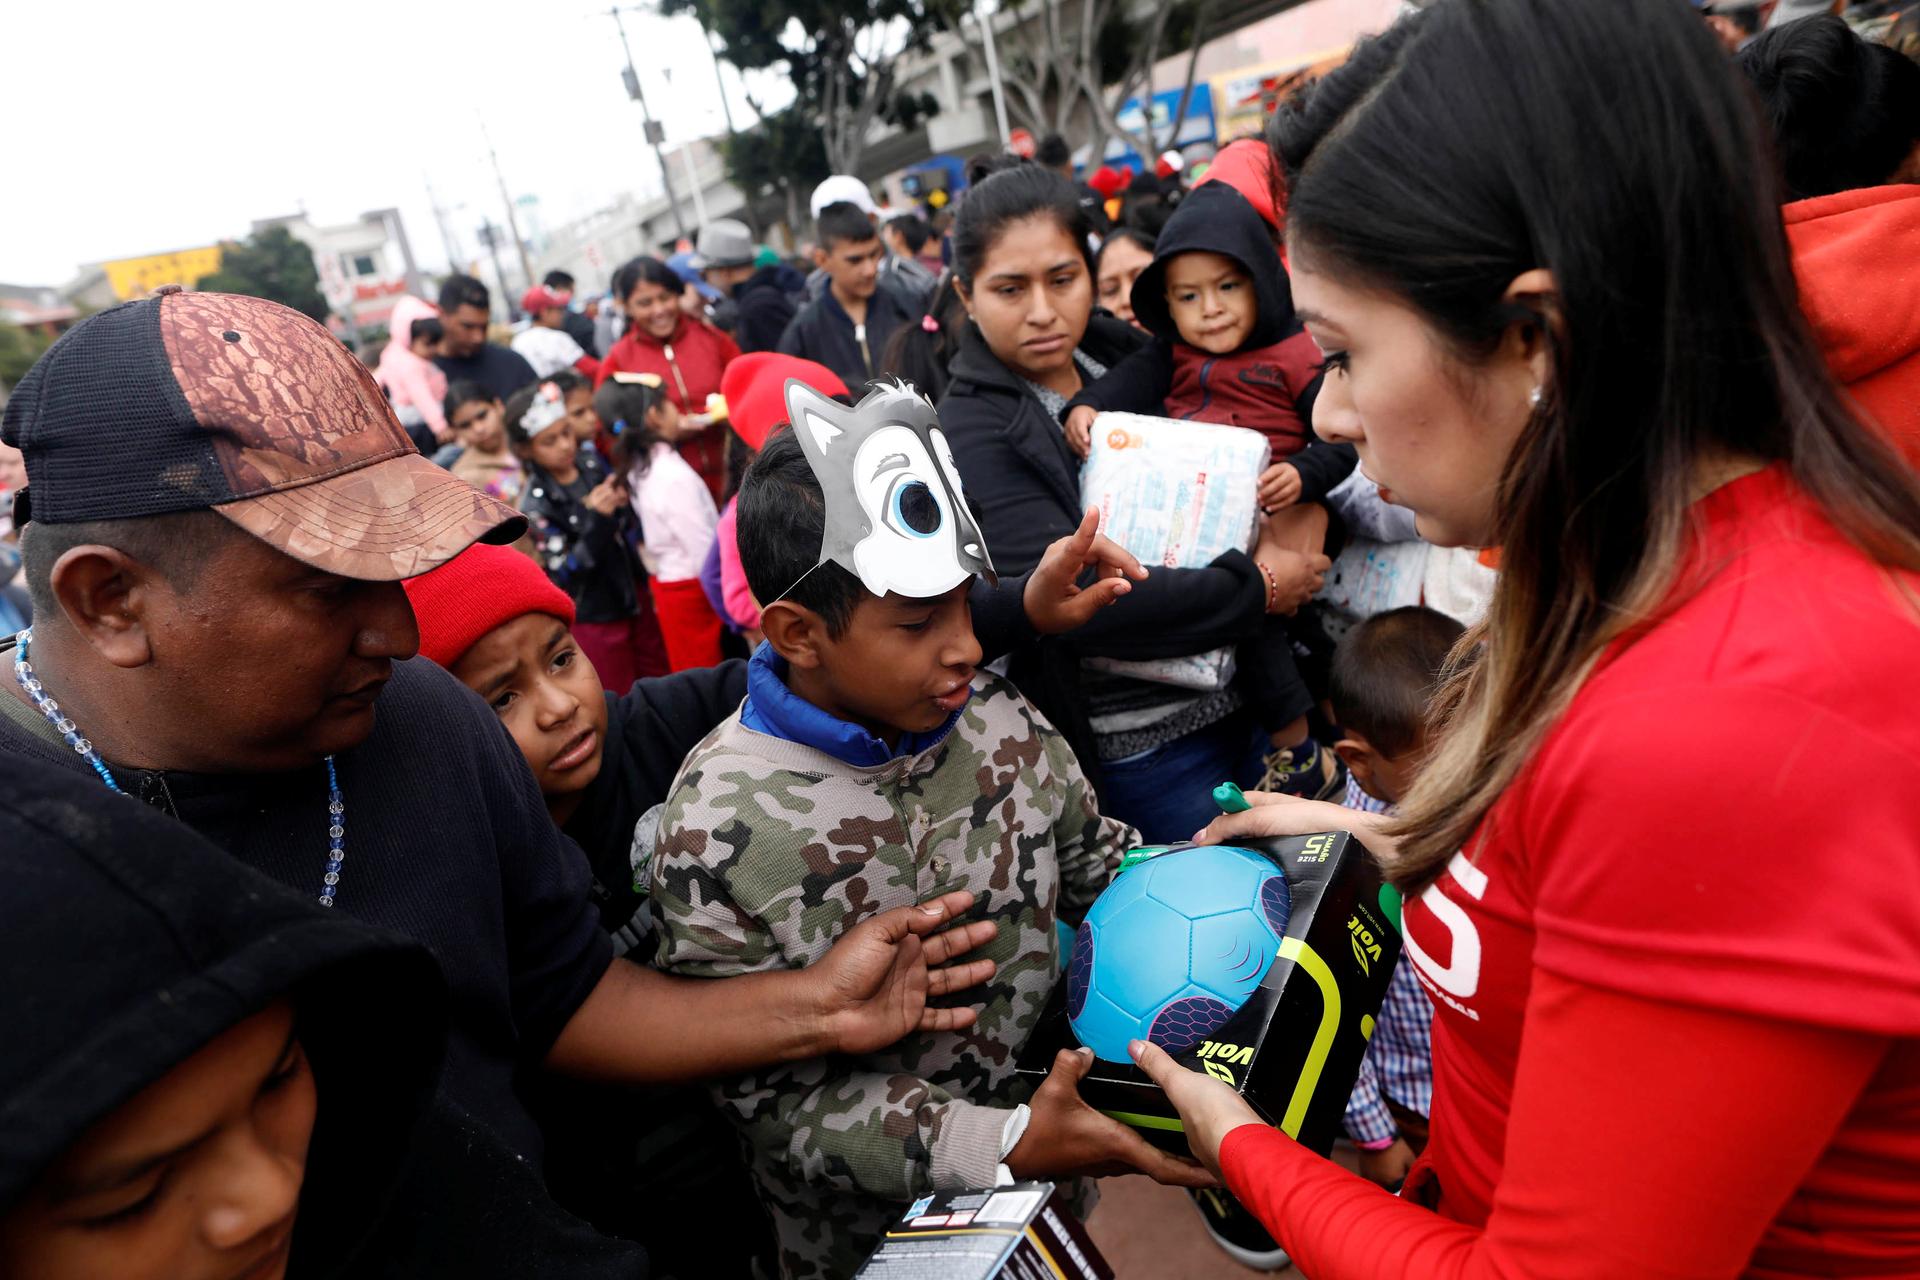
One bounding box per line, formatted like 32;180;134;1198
375;296;448;438
715;498;760;630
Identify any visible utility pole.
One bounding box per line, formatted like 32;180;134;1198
479;118;537;298
609;5;687;241
973;0;1012;147
475;221;511;323
425;176;462;273
705;30;736;137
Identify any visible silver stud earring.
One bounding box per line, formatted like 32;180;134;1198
1527;386;1543;409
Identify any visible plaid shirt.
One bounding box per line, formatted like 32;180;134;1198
1342;774;1436;1148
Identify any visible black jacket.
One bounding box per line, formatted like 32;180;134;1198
522;452;640;626
778;276;920;392
939;319;1273;776
731;266;801;354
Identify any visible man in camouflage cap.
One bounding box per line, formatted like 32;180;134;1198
0;288;1003;1269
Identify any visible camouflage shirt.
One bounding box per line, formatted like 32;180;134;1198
651;670;1134;1279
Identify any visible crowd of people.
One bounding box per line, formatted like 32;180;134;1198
1;1;1918;1277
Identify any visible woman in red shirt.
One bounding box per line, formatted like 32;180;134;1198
596;255;739;502
1131;3;1920;1277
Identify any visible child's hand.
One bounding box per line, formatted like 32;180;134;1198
584;477;628;516
1358;1136;1418;1189
1258;462;1303;512
813;890;1002;1055
1127;1039;1266;1180
1063;405;1098;459
1008;1047;1218;1188
1254;546;1332;615
1023;507;1148;633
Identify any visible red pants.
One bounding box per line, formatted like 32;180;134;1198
574;607;669;695
651;577;725;672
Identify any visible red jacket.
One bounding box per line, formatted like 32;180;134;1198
1785;184;1920;468
1164;328;1324;454
597;315;741;502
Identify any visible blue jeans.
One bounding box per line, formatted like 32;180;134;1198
1098;714;1269;846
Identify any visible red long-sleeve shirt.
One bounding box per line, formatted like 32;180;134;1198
1221;465;1920;1276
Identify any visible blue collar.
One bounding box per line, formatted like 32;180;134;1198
739;643;965;768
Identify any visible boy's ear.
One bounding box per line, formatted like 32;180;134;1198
760;600;829;670
1332;735;1377;794
811;244;832;271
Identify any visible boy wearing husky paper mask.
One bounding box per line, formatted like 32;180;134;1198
649;379;1211;1280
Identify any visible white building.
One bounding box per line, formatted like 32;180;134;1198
254;209;425;340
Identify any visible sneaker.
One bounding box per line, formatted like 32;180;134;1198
1258;739;1345;801
1191;1188;1291;1271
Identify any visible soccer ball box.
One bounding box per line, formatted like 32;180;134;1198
1066;845;1292;1062
1018;830;1401;1155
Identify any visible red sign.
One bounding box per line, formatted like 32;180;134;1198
1009;127;1036;159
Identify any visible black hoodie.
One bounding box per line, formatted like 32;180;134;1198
1065;182;1357;502
0;756;444;1277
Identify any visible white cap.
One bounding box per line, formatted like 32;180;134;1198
809;174;878;220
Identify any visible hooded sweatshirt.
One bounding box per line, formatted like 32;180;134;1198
0;756;650;1280
1785;184;1920;468
374;295;449;438
596;312;741;503
0;755;446;1278
1064;182;1356;503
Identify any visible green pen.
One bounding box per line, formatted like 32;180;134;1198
1212;781;1252;814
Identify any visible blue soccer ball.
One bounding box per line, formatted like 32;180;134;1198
1067;845;1291;1063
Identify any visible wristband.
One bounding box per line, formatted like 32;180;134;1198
1258;561;1279;613
1355;1135;1400;1151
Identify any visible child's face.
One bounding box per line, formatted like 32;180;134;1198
1164;250;1256;354
1335;728;1426;808
451;399;506;454
771;580;982;747
450;613;609;804
647;397;687;443
0;1003;313;1280
523;425;580;478
813;235;883;302
564;387;599;444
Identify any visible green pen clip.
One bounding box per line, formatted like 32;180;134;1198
1117;845;1176;873
1212;781;1252;814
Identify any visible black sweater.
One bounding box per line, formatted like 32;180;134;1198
0;650;613;1165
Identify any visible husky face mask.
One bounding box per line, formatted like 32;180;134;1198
784;378;997;600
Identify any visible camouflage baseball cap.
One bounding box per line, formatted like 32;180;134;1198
0;287;526;581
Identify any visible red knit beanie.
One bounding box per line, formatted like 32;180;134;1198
401;543;575;668
720;352;849;452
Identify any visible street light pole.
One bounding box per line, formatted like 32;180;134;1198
973;0;1012;147
610;5;688;242
479;119;537;296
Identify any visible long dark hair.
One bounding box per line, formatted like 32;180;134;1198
595;376;671;478
1272;0;1920;893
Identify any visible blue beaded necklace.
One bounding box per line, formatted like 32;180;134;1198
11;628;348;907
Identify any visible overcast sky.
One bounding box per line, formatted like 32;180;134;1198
0;0;786;287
